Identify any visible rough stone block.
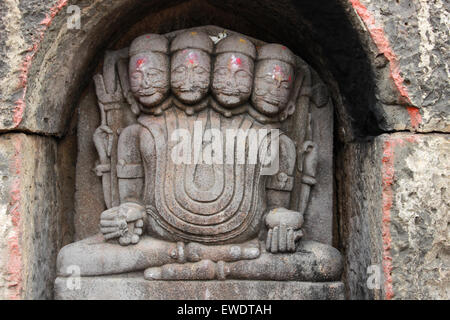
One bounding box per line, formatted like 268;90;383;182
0;133;74;299
338;133;449;300
54;276;345;300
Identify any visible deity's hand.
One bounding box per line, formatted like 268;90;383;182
93;124;113;164
99;202;145;246
265;208;304;253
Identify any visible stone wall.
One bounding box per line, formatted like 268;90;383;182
0;134;75;299
0;0;448;299
338;133;449;300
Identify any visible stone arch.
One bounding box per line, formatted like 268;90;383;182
17;0;414;138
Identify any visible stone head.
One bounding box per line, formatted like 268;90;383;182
212;35;256;108
170;31;213;104
251;44;296;116
129;34;170;108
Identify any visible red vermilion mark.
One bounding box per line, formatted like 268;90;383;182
14;0;69;128
136;58;146;68
7;137;23;300
381;135;417;300
349;0;422;130
228;55;242;71
186;51;199;67
272;65;284;83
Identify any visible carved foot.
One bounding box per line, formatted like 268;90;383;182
144;260;229;281
185;239;260;262
143;241;343;282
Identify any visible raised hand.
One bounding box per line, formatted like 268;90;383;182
265;208;304;253
99;202;145;246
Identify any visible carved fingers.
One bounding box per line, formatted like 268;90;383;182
100;207;128;240
266;224;303;253
99;203;145;246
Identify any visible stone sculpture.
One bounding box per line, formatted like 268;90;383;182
57;29;342;283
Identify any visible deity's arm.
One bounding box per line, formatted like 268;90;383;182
264;134;302;253
117;124;145;204
265;134;297;209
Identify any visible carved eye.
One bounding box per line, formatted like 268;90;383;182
235;70;250;79
194;66;207;75
130;72;143;88
174;66;186;74
131;72;142;80
215;68;228;77
263;75;274;83
146;70;161;78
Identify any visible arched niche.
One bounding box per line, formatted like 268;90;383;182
18;0;405;299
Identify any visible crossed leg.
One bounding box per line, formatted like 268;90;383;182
144;240;343;282
57;235;261;277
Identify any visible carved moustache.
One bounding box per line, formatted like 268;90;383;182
212;82;251;95
253;89;286;106
172;80;209;91
133;84;166;96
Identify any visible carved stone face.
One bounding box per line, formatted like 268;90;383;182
129;53;170;107
171;49;211;104
212;53;254;108
251;60;294;116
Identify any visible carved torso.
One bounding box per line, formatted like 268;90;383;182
134;106;291;244
92;28;327;250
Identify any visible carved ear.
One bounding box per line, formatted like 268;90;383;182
279;102;295;122
126;92;141;116
280;68;303;122
286;101;296;117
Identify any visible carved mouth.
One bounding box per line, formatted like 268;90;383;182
260;97;280;105
218;90;240;96
138;89;157;96
179;87;205;93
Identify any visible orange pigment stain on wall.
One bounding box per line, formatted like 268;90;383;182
9;0;69;299
7;137;23;300
349;0;422;130
14;0;69;128
381;135;417;300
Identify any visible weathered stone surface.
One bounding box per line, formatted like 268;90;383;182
54;277;345;300
74;86;106;240
0;0;447;301
338;133;449;300
0;133;74;300
337;135;384;300
357;0;450;132
389;133;449;299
